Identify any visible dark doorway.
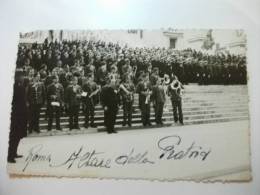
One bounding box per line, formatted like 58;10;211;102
169;38;177;49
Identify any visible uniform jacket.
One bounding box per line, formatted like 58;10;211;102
152;84;166;104
100;84;120;109
120;82;135;102
82;81;98;104
65;84;82;106
47;83;64;104
136;81;152;105
28;81;45;105
10;81;28;138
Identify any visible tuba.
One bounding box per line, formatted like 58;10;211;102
170;80;183;97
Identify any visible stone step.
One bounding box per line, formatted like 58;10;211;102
28;128;98;137
30;115;248;136
39;101;249;112
39;104;249;118
39;111;248;130
97;116;249;132
39;108;249;123
30;85;250;136
39;96;248;108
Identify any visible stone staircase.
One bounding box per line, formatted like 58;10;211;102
29;85;249;137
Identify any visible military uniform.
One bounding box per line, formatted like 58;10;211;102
28;80;45;133
136;80;152;126
65;83;82;130
96;66;108;86
47;82;64;130
82;80;99;128
152;83;166;125
167;80;184;124
100;83;120;133
120;81;135;127
8;75;28;163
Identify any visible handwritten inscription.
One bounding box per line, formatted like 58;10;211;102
115;148;155;165
22;135;211;172
50;146;111;169
157;135;211;161
23;144;51;172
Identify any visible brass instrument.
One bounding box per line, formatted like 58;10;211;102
120;83;133;102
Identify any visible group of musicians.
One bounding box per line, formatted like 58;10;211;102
22;62;184;135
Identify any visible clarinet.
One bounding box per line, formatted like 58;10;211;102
145;88;151;104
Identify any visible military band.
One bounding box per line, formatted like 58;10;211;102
12;39;247;136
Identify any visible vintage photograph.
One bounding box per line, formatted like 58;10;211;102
7;29;251;181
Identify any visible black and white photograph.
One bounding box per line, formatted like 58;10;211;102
6;29;251;181
1;0;260;195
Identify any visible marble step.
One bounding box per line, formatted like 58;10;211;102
39;109;249;123
39;111;248;130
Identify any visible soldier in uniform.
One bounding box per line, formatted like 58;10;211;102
8;69;28;163
100;77;120;134
47;75;64;131
27;73;45;133
152;78;166;125
136;73;152;127
96;61;108;86
167;76;184;125
119;75;135;127
82;74;99;128
65;76;82;130
150;67;159;86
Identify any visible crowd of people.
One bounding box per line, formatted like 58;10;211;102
8;38;247;163
13;39;247;133
14;38;247;132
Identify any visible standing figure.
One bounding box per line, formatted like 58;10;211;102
120;75;135;127
100;77;120;134
8;69;28;163
136;73;152;127
82;74;99;128
108;64;120;86
167;76;184;125
152;78;166;125
96;61;108;86
28;73;45;133
65;76;82;130
47;75;64;131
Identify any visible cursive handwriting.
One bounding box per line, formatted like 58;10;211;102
23;144;52;172
50;146;111;169
157;135;211;161
115;148;155;165
22;134;212;172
